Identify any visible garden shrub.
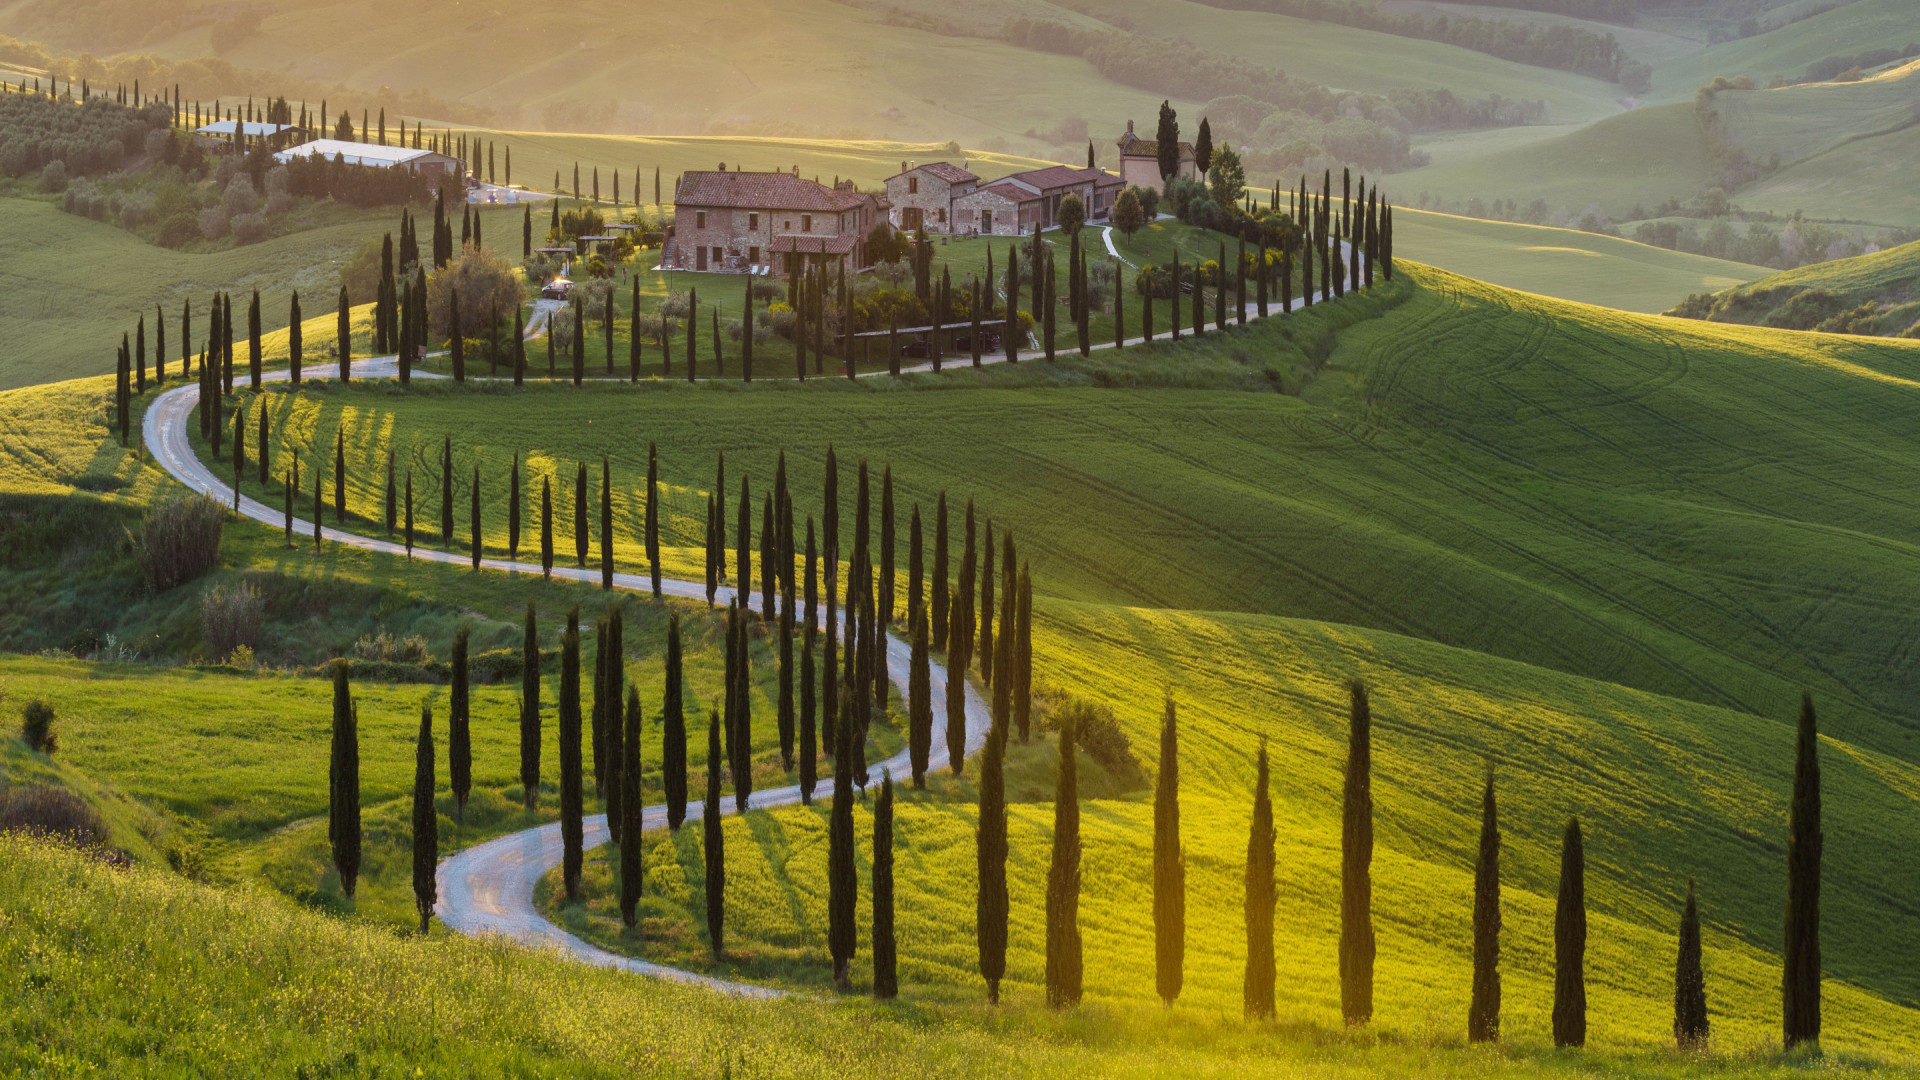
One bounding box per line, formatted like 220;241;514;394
137;494;224;592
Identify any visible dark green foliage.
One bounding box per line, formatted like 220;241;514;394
800;630;818;805
909;606;932;788
704;708;725;957
1244;740;1274;1020
520;601;540;808
879;467;895;624
1553;816;1587;1048
1676;878;1709;1048
1155;698;1184;1006
979;520;996;687
1046;711;1083;1008
328;661;361;899
932;493;949;651
573;461;588;568
663;613;688;829
646;443;662;597
559;609;584;902
619;684;644;927
1470;766;1501;1043
1341;679;1375;1026
1155;100;1180;185
540;476;553;579
873;770;897;999
599;458;613;590
1784;690;1822;1049
449;626;471;823
1014;564;1032;743
779;583;796;772
829;695;858;990
946;582;970;776
470;465;481;570
976;721;1008;1004
410;702;437;933
603;606;625;841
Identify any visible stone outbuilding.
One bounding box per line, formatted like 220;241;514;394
884;161;979;233
953;165;1123;237
667;164;878;273
1115;119;1197;189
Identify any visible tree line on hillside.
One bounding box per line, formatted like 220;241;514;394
309;438;1833;1051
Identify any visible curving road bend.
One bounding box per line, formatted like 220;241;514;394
143;359;995;998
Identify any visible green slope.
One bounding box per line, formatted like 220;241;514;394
1648;0;1920;101
1390;207;1764;312
1668;237;1920;335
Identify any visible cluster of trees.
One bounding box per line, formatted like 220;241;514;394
0;90;168;180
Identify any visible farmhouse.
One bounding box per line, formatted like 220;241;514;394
194;120;306;150
1115;119;1197;189
668;164;879;273
952;165;1123;237
884;161;979;233
273;139;462;180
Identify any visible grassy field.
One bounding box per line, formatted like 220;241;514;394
1646;0;1920;101
182;265;1920;763
1390;207;1764;312
1669;238;1920;335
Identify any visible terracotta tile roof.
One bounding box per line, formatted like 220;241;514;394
983;166;1122;202
675;170;867;212
1116;131;1196;160
887;161;978;185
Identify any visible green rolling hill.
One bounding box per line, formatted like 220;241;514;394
1667;236;1920;335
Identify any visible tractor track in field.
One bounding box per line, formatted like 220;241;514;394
142;357;997;999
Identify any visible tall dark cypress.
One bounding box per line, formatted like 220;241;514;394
946;585;970;775
573;461;589;568
598;457;613;589
329;660;361;899
508;453;521;559
873;769;897;999
1045;711;1083;1008
258;407;269;485
1014;563;1032;742
730;604;753;813
879;466;895;624
248;289;262;389
1244;739;1275;1020
736;474;751;599
450;626;472;823
1340;679;1375;1026
1783;690;1822;1048
663;613;688;828
1155;698;1185;1006
541;476;553;579
932;492;949;651
705;494;719;604
761;493;776;623
1469;765;1501;1043
410;701;437;933
1675;878;1709;1048
976;721;1008;1004
620;683;644;926
520;601;541;809
1553;816;1588;1048
560;609;584;900
470;465;481;569
778;584;796;772
979;519;996;685
703;707;725;957
646;442;662;596
605;606;625;841
829;695;858;990
334;431;347;523
908;606;931;787
800;630;818;804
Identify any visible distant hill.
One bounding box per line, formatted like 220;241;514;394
1666;237;1920;336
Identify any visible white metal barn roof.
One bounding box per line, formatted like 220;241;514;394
272;139;461;171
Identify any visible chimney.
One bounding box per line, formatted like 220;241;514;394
1126;119;1135;135
792;164;800;177
900;160;907;174
718;161;726;171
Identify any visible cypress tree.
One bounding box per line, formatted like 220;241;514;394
636;609;674;824
1244;739;1275;1020
1675;878;1709;1049
605;606;625;840
560;608;584;901
314;454;325;554
645;443;660;595
450;626;471;824
619;683;644;926
873;769;897;999
508;453;521;559
705;494;719;604
730;605;752;813
411;701;437;934
592;619;609;800
329;660;361;899
957;498;976;664
879;467;896;624
976;721;1008;1004
1553;816;1588;1047
1014;563;1032;742
470;465;481;569
1045;711;1083;1008
284;461;294;544
829;695;858;990
599;457;613;589
574;460;588;567
335;430;347;523
1155;698;1185;1007
1340;679;1375;1026
521;601;541;809
761;493;776;623
779;585;796;772
155;303;166;388
257;400;269;486
932;492;950;651
979;520;996;685
800;630;818;804
1783;690;1822;1049
1469;765;1501;1043
908;606;931;787
703;707;725;957
248;289;262;389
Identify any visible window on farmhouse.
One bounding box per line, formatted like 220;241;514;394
908;177;918;194
749;212;759;230
696;211;706;228
802;214;812;232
